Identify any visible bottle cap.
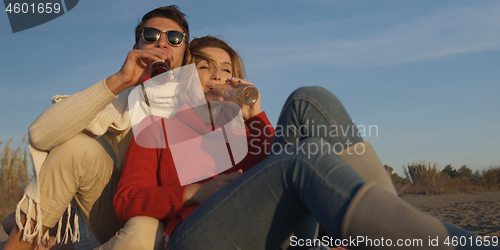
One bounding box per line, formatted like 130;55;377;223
151;58;166;65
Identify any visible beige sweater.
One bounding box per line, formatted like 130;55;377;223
18;79;133;244
29;79;133;169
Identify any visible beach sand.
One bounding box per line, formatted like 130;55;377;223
401;192;500;237
2;192;500;242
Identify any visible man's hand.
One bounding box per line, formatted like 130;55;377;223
106;48;172;95
183;169;243;206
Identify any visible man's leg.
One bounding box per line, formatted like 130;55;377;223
3;134;118;249
4;133;165;250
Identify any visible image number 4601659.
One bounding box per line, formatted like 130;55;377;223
3;0;79;33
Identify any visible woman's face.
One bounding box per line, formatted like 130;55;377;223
196;47;233;99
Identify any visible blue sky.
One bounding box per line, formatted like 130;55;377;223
1;0;499;176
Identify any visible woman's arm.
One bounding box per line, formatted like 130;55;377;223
181;112;273;205
182;170;242;206
113;120;187;222
235;111;275;173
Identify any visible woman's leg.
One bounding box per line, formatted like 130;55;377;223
169;137;495;250
273;87;365;249
168;87;492;249
168;138;365;250
275;86;394;248
273;86;363;151
274;86;395;194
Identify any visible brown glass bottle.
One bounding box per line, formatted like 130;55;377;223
210;83;259;105
150;59;170;78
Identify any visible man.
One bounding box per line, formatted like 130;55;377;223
1;5;189;250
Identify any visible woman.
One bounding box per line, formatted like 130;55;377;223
114;37;492;250
114;36;276;247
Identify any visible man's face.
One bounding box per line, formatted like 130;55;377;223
137;17;187;69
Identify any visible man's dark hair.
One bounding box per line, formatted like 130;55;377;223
134;5;190;46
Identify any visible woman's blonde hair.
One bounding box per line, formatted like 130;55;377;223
178;36;246;106
189;36;246;79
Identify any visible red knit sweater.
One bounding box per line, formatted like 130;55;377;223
113;104;274;235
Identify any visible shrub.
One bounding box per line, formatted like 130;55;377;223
0;135;31;223
384;165;409;195
441;164;457;178
402;161;456;195
396;162;500;195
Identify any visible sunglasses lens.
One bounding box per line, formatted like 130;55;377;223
142;28;160;42
142;28;185;46
167;31;184;46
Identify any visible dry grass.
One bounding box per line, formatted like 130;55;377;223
0;135;31;223
392;161;500;195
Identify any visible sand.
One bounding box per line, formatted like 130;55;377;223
401;192;500;237
2;192;500;243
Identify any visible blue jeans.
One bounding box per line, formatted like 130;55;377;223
169;87;365;249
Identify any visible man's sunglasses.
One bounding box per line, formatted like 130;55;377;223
140;27;187;46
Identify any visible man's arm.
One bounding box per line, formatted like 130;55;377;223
28;79;117;151
29;48;173;151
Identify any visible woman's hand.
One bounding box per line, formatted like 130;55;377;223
106;48;173;95
183;170;243;206
226;78;262;120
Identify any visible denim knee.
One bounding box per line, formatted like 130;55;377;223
280;137;348;170
286;86;341;106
